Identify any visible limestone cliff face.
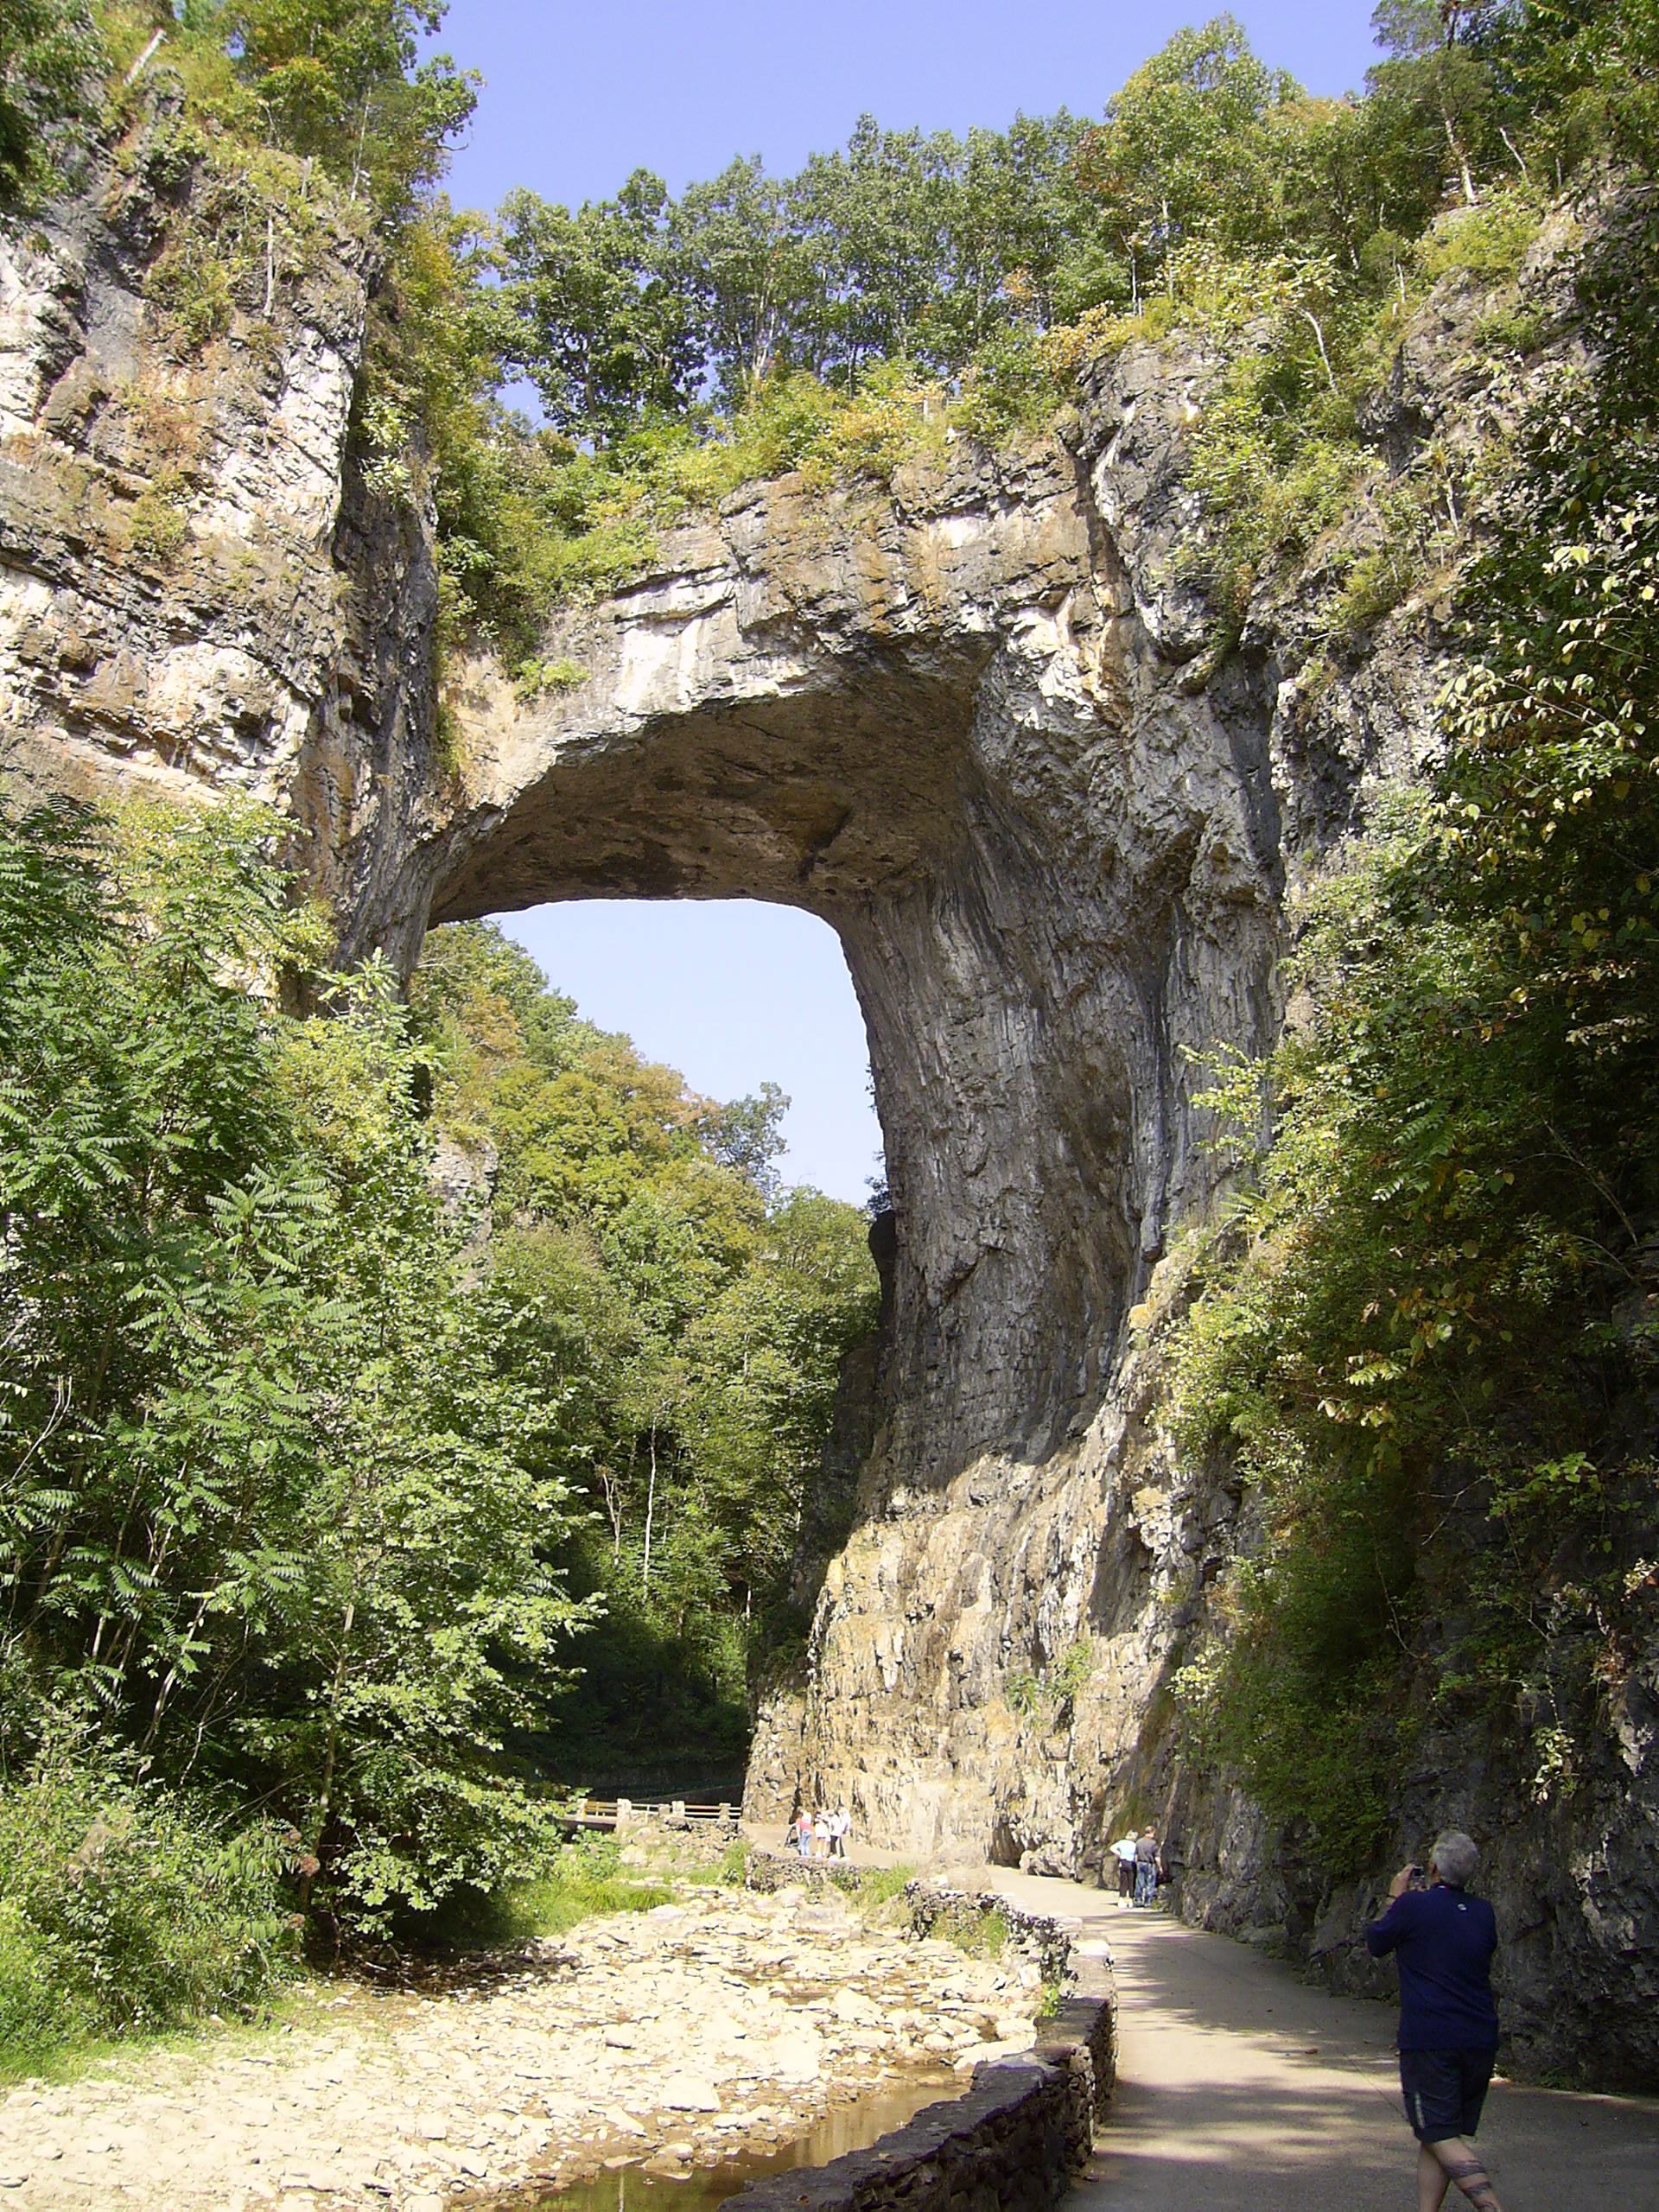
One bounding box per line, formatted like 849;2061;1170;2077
3;141;1652;2082
0;79;442;948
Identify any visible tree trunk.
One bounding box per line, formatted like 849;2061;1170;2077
139;1582;213;1756
1300;308;1338;395
641;1426;657;1594
349;97;372;204
1444;113;1478;206
300;1598;356;1909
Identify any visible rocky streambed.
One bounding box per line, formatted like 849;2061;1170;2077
0;1881;1046;2211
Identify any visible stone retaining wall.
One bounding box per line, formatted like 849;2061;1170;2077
721;1877;1116;2212
720;1993;1116;2212
744;1848;870;1896
902;1882;1077;1992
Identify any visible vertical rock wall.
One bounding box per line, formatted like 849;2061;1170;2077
0;82;442;941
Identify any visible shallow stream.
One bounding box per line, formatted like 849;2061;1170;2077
480;2069;961;2212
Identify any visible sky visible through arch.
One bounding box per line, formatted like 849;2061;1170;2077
459;0;1386;1201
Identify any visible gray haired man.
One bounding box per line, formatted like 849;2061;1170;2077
1365;1831;1503;2212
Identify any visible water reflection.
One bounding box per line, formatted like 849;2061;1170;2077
483;2069;960;2212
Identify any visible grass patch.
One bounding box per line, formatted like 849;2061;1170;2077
1415;188;1544;284
854;1863;918;1910
486;1838;671;1941
0;1761;302;2082
677;1840;752;1887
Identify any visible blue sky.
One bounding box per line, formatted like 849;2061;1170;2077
448;0;1384;1201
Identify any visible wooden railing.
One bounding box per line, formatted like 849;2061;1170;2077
549;1796;740;1831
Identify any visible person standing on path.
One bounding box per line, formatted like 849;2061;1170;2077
1365;1830;1504;2212
1111;1830;1138;1904
1133;1826;1160;1906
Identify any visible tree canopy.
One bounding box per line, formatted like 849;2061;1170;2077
0;804;876;1986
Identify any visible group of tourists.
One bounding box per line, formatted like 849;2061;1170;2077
784;1802;852;1859
1109;1823;1165;1905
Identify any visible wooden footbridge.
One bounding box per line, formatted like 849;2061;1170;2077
550;1796;741;1834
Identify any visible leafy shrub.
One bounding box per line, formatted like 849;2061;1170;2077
1001;1637;1096;1723
1415;190;1544;285
125;478;189;561
1004;1668;1044;1717
512;656;588;703
0;1758;298;2074
144;231;236;352
955;325;1059;443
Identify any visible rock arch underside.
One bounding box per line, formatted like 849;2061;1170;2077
3;167;1654;2085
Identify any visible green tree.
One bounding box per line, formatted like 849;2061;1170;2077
224;0;478;212
0;806;590;1929
0;0;102;205
1077;16;1300;298
671;156;809;399
410;920;880;1777
1367;0;1499;206
496;174;701;431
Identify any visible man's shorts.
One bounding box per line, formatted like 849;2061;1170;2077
1399;2049;1496;2143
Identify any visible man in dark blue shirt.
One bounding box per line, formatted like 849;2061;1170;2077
1365;1830;1504;2212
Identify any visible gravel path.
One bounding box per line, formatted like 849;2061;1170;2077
0;1885;1037;2212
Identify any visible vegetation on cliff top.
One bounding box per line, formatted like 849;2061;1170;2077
20;1;1644;672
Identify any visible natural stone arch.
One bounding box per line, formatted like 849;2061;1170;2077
0;139;1433;1858
386;422;1297;1497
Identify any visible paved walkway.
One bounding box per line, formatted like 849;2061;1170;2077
974;1870;1659;2212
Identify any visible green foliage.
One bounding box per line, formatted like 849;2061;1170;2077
930;1897;1010;1961
409;921;880;1777
125;476;191;560
1164;194;1659;1872
82;0;1641;664
186;0;475;219
854;1863;918;1910
955;325;1057;442
717;1838;752;1885
143;230;238;352
480;1837;671;1942
1414;188;1544;283
0;800;591;1938
1002;1637;1096;1725
0;1743;298;2075
0;0;103;207
512;657;588;703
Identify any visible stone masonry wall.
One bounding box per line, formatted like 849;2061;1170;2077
722;1993;1115;2212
